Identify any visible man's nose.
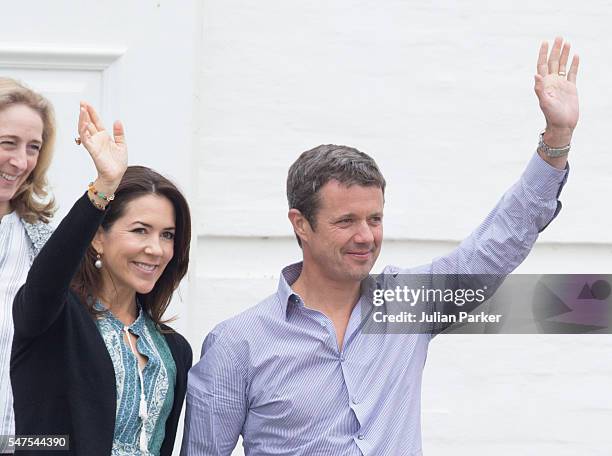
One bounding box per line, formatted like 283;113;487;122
353;220;374;244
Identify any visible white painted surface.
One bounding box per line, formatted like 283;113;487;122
1;0;611;454
0;0;197;328
195;1;612;455
0;2;197;454
197;0;611;245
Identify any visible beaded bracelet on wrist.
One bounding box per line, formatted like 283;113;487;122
88;182;116;202
87;191;107;211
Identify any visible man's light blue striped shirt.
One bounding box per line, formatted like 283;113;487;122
182;153;567;455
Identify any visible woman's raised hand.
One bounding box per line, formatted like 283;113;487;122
77;102;128;193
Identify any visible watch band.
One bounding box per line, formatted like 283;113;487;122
538;131;570;158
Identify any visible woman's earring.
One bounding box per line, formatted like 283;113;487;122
94;253;103;269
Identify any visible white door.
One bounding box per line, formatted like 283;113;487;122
0;2;198;453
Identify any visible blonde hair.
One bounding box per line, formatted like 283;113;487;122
0;77;56;223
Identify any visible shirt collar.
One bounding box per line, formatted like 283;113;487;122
0;211;17;227
94;299;146;333
277;262;302;319
276;261;381;320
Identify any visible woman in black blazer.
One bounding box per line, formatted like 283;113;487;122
11;102;192;455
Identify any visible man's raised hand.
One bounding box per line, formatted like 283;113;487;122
534;37;579;148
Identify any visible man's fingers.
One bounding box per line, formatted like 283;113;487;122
547;36;563;74
558;41;571;75
533;74;545;95
113;120;126;145
568;54;579;83
537;41;549;76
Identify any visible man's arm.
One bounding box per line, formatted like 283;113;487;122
404;37;579;276
180;330;247;456
425;152;567;276
386;38;579;335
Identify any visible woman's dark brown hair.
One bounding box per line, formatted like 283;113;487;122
71;166;191;326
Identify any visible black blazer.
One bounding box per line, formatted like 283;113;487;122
11;194;192;455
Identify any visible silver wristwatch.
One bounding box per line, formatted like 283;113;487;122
538;131;570;158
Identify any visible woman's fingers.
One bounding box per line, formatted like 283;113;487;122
77;103;126;170
78;106;86;136
113;120;126;145
84;102;105;132
86;121;98;138
78;105;92;137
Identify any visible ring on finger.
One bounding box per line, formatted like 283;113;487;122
558;70;567;76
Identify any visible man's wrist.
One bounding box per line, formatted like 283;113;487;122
542;127;573;148
536;129;571;170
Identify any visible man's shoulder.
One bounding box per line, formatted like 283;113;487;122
380;263;432;275
204;292;282;349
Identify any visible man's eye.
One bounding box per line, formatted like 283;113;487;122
1;141;16;147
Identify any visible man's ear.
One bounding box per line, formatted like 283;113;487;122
288;209;312;245
91;228;105;254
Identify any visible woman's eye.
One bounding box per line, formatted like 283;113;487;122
1;141;16;147
27;144;41;155
161;231;175;240
132;228;146;234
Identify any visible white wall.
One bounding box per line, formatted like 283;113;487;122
0;0;198;335
2;0;611;454
195;1;612;455
0;1;197;454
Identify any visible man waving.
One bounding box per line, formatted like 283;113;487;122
182;37;579;456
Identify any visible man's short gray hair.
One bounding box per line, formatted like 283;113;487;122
287;144;386;244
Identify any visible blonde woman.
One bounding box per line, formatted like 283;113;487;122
0;78;55;455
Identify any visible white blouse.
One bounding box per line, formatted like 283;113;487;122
0;212;31;453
